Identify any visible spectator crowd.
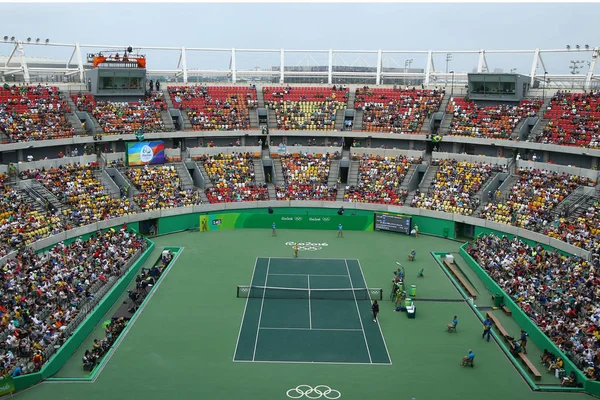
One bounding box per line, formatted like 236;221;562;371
125;165;201;211
0;227;145;376
344;154;420;204
467;233;600;378
200;153;268;203
276;153;338;200
1;84;74;142
411;159;504;215
355;87;444;134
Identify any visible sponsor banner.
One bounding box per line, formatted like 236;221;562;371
203;212;370;231
0;379;14;396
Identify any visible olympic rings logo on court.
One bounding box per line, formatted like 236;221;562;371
294;217;303;221
286;385;341;399
286;242;329;251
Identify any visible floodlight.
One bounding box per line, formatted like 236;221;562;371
36;38;40;43
3;36;7;41
45;39;49;44
27;37;31;42
566;45;571;50
10;36;15;41
585;44;590;50
576;45;580;50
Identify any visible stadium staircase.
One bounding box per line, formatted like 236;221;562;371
327;160;340;187
472;172;500;215
163;90;175;109
347;160;360;187
17;186;46;214
551;186;595;219
494;174;520;203
30;181;67;214
439;112;452;135
353;110;364;131
94;170;121;197
253;159;266;184
64;95;85;136
347;90;356;109
196;164;214;190
182;111;194;131
249;109;259;129
267;109;277;129
274;160;285;187
400;164;419;191
160;110;176;131
256;87;265;108
267;184;277;200
334;110;345;131
174;162;195;190
404;165;439;205
527;118;550;142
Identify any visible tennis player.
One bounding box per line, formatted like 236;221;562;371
337;223;343;238
272;222;276;236
372;300;379;322
293;243;299;258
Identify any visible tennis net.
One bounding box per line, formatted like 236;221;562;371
236;285;383;301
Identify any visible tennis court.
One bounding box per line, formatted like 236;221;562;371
234;258;391;364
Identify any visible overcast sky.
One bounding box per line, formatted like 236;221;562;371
0;2;598;75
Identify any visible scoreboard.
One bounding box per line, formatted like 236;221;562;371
374;213;412;235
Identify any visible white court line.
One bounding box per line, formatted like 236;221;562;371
267;273;348;277
259;327;362;332
345;259;372;364
357;259;393;365
232;257;259;361
307;275;312;329
263;257;354;261
252;257;271;361
233;359;391;366
91;247;184;383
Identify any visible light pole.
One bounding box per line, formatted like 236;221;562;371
543;71;548;103
404;59;413;85
450;71;455;98
445;53;452;84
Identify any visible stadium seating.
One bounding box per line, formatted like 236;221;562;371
0;84;74;142
355;87;443;133
27;163;135;226
0;228;145;376
538;91;600;148
72;92;168;135
479;169;591;230
169;86;256;130
344;154;419;204
0;183;63;258
411;159;502;215
199;153;268;203
467;233;600;378
276;153;338;200
124;165;201;210
544;202;600;255
264;86;348;130
447;98;542;139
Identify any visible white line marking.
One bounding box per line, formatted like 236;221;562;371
233;257;259;361
268;273;348;277
92;247;184;382
260;327;362;332
308;274;312;330
233;359;391;366
345;259;372;364
357;259;393;365
252;257;271;361
263;257;351;261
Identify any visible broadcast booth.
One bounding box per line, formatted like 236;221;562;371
467;73;530;101
84;47;147;97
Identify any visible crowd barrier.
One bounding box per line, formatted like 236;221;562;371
14;155;98;172
269;145;342;156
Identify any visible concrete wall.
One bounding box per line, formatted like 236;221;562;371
268;146;342;156
432;152;510;167
15;155;98;171
351;147;425;159
188;146;262;157
517;160;599;181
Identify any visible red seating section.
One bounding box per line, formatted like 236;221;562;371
540;92;600;148
263;86;348;130
72;93;167;135
447;98;542;139
355;87;443;133
0;85;73;142
169;86;256;131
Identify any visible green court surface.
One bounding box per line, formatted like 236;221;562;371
234;258;390;364
13;229;592;400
